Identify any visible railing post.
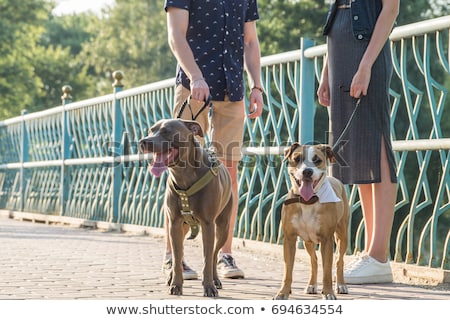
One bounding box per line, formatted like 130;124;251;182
19;110;29;211
111;71;124;223
60;85;72;216
61;85;73;105
299;37;316;144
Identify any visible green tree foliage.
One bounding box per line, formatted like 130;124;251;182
37;13;98;107
257;0;329;55
32;45;97;109
79;0;176;94
0;0;97;119
397;0;449;25
0;0;51;119
42;13;99;56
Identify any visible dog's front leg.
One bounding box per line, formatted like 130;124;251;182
168;217;184;296
304;240;319;294
320;237;337;300
212;204;232;290
274;231;297;300
335;218;349;294
201;221;218;297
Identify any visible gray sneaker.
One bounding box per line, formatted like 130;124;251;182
163;258;198;280
217;254;244;279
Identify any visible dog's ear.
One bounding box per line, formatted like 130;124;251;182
283;143;301;161
183;120;204;137
320;144;336;163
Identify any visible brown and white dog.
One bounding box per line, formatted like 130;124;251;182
139;119;233;297
274;143;349;300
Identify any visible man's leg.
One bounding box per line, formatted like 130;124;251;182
219;159;239;254
210;98;246;279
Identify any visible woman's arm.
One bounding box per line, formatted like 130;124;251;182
350;0;400;98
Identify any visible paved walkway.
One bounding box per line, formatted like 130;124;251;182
0;214;449;300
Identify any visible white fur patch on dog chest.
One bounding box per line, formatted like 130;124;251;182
289;205;323;243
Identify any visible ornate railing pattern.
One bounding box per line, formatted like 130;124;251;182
0;16;449;270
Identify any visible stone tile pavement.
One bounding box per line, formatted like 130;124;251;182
0;213;449;300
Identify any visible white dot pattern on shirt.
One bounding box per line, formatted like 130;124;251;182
165;0;259;101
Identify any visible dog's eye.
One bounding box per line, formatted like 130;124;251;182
294;155;301;163
312;155;322;165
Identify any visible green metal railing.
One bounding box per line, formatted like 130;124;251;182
1;16;449;271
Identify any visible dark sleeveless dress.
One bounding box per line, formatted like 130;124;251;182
327;6;397;184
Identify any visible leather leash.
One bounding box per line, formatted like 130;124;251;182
332;97;361;153
176;95;213;121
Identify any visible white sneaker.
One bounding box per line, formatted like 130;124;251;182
163;258;198;280
345;251;370;270
217;254;244;279
344;253;393;284
333;251;365;278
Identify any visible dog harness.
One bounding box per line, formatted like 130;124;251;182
167;160;221;239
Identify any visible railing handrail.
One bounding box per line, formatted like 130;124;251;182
390;15;450;39
115;78;176;99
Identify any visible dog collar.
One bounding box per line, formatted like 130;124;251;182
284;190;319;205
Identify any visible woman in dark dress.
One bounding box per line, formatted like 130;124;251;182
317;0;400;284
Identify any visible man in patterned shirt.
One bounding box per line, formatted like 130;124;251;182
163;0;264;279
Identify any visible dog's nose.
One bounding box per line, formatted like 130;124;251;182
139;139;150;153
303;168;313;178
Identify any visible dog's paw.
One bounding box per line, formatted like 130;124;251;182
322;292;337;300
305;284;318;294
273;293;289;300
336;283;348;294
168;285;183;296
203;285;219;297
214;278;222;289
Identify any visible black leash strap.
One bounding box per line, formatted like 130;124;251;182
173;94;213;240
176;95;213;120
332;97;361;153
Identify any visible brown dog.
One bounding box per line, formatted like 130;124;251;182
274;143;349;300
139;119;233;297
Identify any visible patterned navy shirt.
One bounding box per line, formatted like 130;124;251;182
164;0;260;101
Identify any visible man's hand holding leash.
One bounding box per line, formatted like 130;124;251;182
248;86;264;119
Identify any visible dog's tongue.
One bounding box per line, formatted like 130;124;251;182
299;181;315;201
149;152;168;177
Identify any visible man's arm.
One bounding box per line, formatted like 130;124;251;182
243;20;263;118
166;7;210;101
